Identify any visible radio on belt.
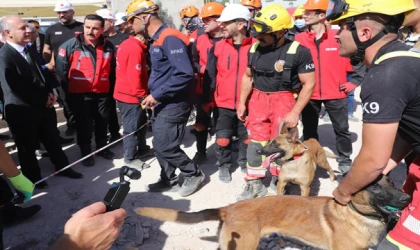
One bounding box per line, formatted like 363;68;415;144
103;166;141;212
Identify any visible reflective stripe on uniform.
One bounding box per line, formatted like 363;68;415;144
76;51;91;70
100;78;108;81
286;41;300;54
250;42;260;53
403;214;420;236
72;76;92;81
246;168;266;175
386;235;413;250
103;52;111;58
375;51;420;64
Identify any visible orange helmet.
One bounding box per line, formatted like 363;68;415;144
125;0;159;21
240;0;262;9
200;2;224;18
303;0;329;11
180;5;199;19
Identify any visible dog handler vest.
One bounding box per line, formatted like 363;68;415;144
249;41;300;89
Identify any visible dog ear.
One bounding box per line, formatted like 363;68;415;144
278;121;288;135
287;127;299;142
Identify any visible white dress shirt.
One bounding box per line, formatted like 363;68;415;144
6;41;28;61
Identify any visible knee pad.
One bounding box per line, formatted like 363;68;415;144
216;138;230;147
194;123;207;132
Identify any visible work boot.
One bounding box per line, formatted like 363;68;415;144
218;164;231;183
136;146;155;161
179;170;205;197
147;179;180;193
270;176;278;194
236;179;267;201
97;148;117;160
124;159;150;171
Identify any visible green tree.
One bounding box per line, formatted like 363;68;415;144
156;0;175;28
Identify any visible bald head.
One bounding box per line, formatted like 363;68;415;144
0;15;31;46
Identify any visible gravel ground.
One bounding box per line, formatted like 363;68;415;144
1;88;407;250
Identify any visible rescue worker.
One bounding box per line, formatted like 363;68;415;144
115;12;132;34
295;0;355;173
56;14;117;166
241;0;262;38
236;4;316;200
125;0;204;197
43;0;84;137
399;0;420;170
240;0;262;18
207;4;255;183
179;5;203;42
114;12;151;170
95;9;130;144
286;4;307;41
326;0;420;249
190;2;225;163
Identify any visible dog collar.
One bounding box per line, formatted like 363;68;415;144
348;201;385;223
284;153;304;162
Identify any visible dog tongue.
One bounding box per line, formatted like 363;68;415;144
262;153;279;168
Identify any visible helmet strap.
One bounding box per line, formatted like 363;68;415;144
347;14;404;66
141;14;152;35
270;32;284;50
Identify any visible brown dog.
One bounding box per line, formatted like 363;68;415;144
258;122;337;196
136;175;411;250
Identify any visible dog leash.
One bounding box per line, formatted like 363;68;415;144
33;120;150;186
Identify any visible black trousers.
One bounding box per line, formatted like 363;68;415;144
56;83;76;129
194;104;212;154
151;105;199;184
108;83;120;136
118;102;148;161
6;106;69;182
67;93;109;151
213;107;248;168
301;99;352;164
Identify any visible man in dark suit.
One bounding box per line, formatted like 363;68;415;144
27;20;45;55
0;15;83;189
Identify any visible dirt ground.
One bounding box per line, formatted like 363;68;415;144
1;88;407;250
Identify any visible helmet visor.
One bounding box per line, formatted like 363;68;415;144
250;18;272;33
326;0;349;22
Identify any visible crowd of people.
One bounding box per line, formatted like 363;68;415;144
1;0;420;249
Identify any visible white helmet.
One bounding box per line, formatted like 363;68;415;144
115;12;127;26
54;0;73;12
217;4;250;22
95;9;116;20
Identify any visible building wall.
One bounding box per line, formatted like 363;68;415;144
112;0;204;29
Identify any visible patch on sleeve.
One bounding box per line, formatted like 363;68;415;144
58;48;66;57
135;64;142;71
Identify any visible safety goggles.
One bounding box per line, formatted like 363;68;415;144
326;0;349;21
250;18;272;34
